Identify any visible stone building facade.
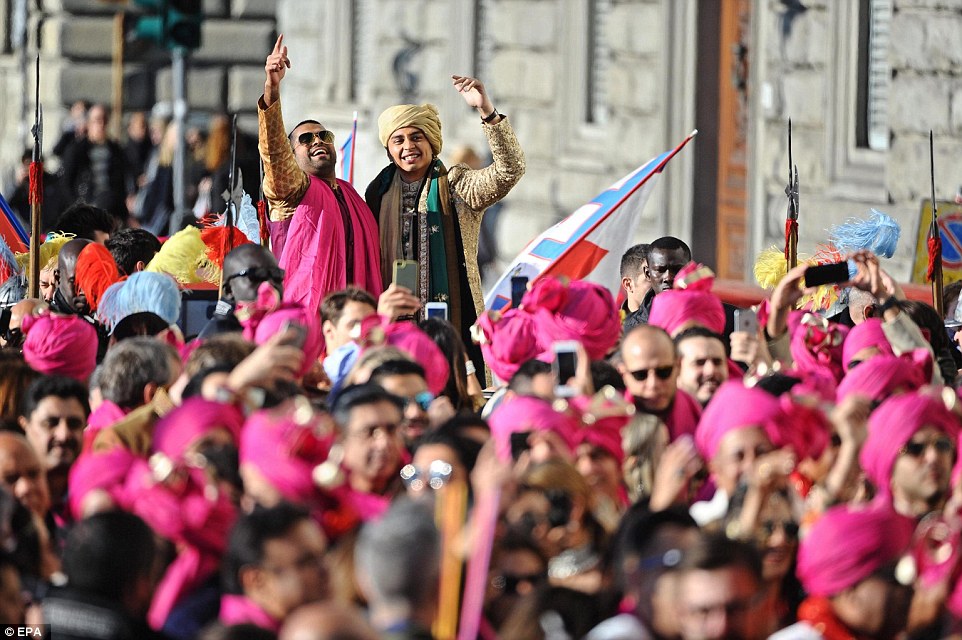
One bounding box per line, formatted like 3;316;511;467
0;0;959;284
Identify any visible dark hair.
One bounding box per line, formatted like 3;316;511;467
507;359;552;394
62;511;157;601
418;317;473;412
331;384;405;430
944;280;962;320
368;359;427;385
105;228;162;276
319;287;377;324
753;373;802;397
287;119;323;144
590;359;626;392
198;624;277;640
677;532;763;583
181;364;234;401
620;243;651;279
413;423;484;475
19;375;90;420
223;502;311;594
499;585;607;640
608;503;697;592
54;202;116;240
0;354;40;424
649;236;692;261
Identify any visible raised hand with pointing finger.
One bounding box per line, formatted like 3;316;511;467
263;34;291;107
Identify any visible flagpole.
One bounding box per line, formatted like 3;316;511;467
929;130;944;317
28;55;42;299
349;110;357;185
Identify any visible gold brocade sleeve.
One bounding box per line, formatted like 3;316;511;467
257;96;310;221
447;116;526;212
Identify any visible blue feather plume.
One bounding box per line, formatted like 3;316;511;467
96;271;181;330
829;209;901;259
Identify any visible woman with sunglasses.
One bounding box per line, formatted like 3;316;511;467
258;35;383;315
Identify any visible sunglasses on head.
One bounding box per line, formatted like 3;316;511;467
297;130;335;146
629;365;674;382
900;436;955;458
224;266;285;286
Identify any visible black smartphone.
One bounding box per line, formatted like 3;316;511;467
511;276;528;308
805;262;849;287
280;320;307;349
510;431;532;460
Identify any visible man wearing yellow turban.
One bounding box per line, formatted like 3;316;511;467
366;75;525;378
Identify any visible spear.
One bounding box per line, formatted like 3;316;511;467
256;157;268;247
784;119;799;270
27;54;42;299
928;130;944;317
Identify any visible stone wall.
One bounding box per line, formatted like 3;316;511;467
751;0;962;281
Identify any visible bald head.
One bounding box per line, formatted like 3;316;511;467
0;432;50;517
847;288;878;325
222;244;283;303
57;238;93;312
280;601;379;640
619;325;679;413
9;298;41;333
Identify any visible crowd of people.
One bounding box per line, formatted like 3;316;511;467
1;33;962;640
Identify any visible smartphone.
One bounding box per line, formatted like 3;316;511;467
425;301;448;320
280;320;307;349
510;431;532;461
805;262;849;287
552;340;580;398
393;259;418;292
511;276;528;308
733;308;758;334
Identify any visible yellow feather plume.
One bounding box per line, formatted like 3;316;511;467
15;233;75;278
145;227;217;285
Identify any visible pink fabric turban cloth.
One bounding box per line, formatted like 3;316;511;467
567;395;628;464
152;398;244;461
648;263;725;336
22;312;97;381
357;315;449;395
487;395;579;462
695;381;782;460
860;390;960;495
124;459;238;629
835;351;929;404
788;312;849;385
842;318;893;369
797;503;914;597
68;448;137;520
243;303;323;378
522;277;620;360
240;406;335;504
473;308;543;382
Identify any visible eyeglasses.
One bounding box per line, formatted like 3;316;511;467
400;459;453;491
224;266;285;287
629;365;674;382
758;519;800;541
405;391;434;412
900;436;955;458
491;571;547;595
297;130;335;146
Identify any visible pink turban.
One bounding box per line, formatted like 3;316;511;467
240;404;335;505
797;503;914;596
860;391;959;495
125;459;238;629
357;315;449;395
487;395;578;462
523;278;620;360
473;309;544;382
842;318;893;369
695;381;782;460
22;312;97;381
152;398;243;461
788;312;849;384
835;351;929;404
648;263;726;337
568;395;629;464
244;304;323;378
67;448;137;520
695;381;828;462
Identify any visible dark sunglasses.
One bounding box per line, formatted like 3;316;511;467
629;365;674;382
491;571;547;595
405;391;434;412
759;519;800;540
900;436;955;458
224;266;285;286
297;130;335;146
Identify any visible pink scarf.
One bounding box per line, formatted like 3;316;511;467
219;594;281;632
278;176;382;314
